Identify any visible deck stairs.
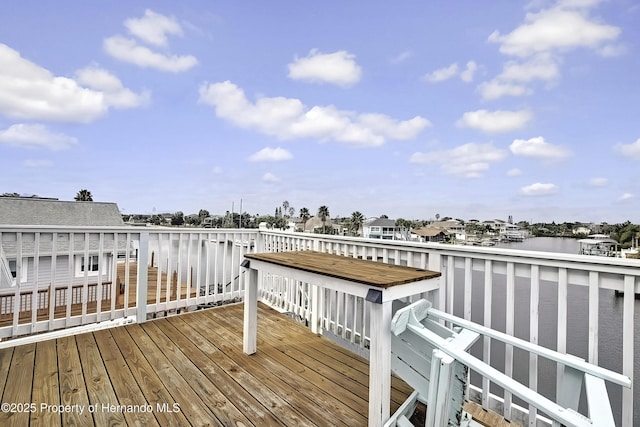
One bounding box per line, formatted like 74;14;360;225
385;299;631;427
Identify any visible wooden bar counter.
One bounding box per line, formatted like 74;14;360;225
242;251;441;427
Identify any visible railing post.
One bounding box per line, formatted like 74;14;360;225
136;232;149;324
368;299;392;427
427;251;442;309
243;266;258;355
256;230;265;253
311;284;320;334
622;275;635;427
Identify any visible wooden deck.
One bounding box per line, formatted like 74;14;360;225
0;263;196;328
0;302;512;426
116;262;197;307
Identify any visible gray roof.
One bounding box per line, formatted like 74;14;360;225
368;218;396;227
0;198;124;226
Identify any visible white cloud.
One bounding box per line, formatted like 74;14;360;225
0;45;96;122
390;50;413;64
488;4;620;57
104;36;197;72
248;147;293;162
500;56;560;82
480;2;620;100
199;80;430;147
410;142;507;178
614;138;640;159
424;61;477;83
288;49;362;87
23;159;53;168
456;109;533;134
75;66;150;108
619;193;634;201
478;80;531;100
507;168;523;176
479;55;559;100
510;136;572;160
597;44;626;57
0;124;77;150
460;61;478;82
520;182;559;196
124;9;183;47
104;10;197;73
423;63;458;83
589;177;608;187
0;44;146;123
262;172;280;182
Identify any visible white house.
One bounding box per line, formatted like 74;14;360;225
363;218;398;240
0;198;126;292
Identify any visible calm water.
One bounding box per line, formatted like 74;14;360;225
461;237;638;425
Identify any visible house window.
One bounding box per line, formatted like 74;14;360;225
81;256;100;272
9;260;17;278
8;258;27;284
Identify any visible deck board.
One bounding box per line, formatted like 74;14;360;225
101;326;188;427
3;344;35;426
31;340;61;426
57;336;93;426
124;323;222;426
153;317;285;426
76;333;129;426
0;302;512;426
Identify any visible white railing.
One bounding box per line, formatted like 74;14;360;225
0;226;258;338
257;229;639;427
0;225;637;426
388;299;629;427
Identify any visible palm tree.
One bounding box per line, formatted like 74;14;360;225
350;211;364;236
74;189;93;201
299;207;310;231
395;218;411;240
318;205;330;234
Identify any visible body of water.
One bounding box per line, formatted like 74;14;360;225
463;237;638;425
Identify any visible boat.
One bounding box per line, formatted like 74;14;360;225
502;231;525;242
577;234;620;257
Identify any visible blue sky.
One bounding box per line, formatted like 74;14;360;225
1;0;639;223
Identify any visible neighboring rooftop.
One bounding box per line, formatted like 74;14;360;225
366;218;396;227
0;197;124;226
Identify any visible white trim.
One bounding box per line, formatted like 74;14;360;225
0;316;135;349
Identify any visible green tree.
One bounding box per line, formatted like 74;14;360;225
350;211;364;236
1;192;20;197
74;189;93;201
282;201;291;218
395;218;412;240
299;207;310;231
318;205;330;234
171;211;184;226
198;209;210;225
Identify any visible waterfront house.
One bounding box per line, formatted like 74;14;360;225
363;218;398;240
427;219;467;241
411;226;450;242
302;215;340;234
